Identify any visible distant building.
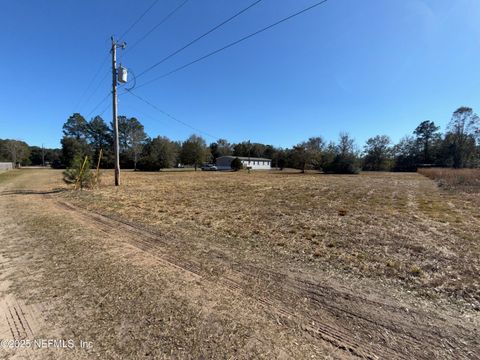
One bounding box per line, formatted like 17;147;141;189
0;162;13;171
216;156;271;171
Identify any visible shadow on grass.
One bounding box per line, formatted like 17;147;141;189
0;188;67;196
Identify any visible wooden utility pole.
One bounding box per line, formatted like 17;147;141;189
41;143;45;167
111;36;121;186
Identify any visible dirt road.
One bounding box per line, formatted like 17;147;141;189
0;169;478;359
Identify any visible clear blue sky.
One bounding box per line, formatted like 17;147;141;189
1;0;479;149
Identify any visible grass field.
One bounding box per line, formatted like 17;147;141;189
2;168;479;358
418;168;480;192
0;169;22;183
61;169;480;309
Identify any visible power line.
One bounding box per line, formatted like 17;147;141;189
135;0;329;90
74;1;159;114
86;92;111;119
74;54;109;111
86;86;129;120
118;0;160;42
121;0;190;57
136;0;264;79
82;71;109;110
125;89;219;140
98;102;111;118
124;99;174;127
73;36;112;111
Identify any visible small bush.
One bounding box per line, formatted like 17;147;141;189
51;159;64;169
323;154;361;174
409;265;422;277
63;155;96;189
231;157;243;171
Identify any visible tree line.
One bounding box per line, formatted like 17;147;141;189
2;106;479;173
0;139;61;167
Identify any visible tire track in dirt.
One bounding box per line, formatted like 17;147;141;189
206;254;473;359
0;197;51;359
4;299;36;340
4;172;478;358
51;197;441;360
54;196;480;359
227;262;474;358
54;200;203;280
0;177;63;359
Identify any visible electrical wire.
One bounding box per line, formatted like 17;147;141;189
135;0;329;90
136;0;264;79
97;102;111;118
86;92;111;119
74;0;159;114
84;72;134;120
121;0;190;57
118;0;160;42
125;89;219;140
123;99;172;128
73;36;112;111
81;2;328;135
82;71;110;110
124;69;137;91
74;54;109;111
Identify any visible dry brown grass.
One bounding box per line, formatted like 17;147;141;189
2;169;345;359
418;168;480;192
58;170;480;309
2;169;479;358
0;169;21;183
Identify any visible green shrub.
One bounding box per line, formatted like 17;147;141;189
323;154;361;174
231;157;243;171
63;155;95;189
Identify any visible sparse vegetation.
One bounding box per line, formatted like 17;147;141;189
63;155;96;189
418;168;480;191
0;169;22;183
61;170;480;308
230;157;243;171
2;169;479;359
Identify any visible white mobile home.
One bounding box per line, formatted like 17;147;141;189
0;162;13;171
216;156;271;171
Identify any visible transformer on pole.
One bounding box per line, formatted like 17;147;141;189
117;65;128;83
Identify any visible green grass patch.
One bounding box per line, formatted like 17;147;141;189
0;169;22;184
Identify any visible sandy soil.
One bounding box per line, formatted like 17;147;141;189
0;169;478;359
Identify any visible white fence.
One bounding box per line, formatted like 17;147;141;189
0;162;13;171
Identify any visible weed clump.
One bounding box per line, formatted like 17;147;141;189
63;155;96;189
409;265;422;277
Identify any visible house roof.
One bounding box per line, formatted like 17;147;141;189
217;156;271;161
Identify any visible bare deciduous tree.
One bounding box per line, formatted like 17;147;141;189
3;139;30;167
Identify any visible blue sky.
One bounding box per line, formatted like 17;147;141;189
1;0;479;149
